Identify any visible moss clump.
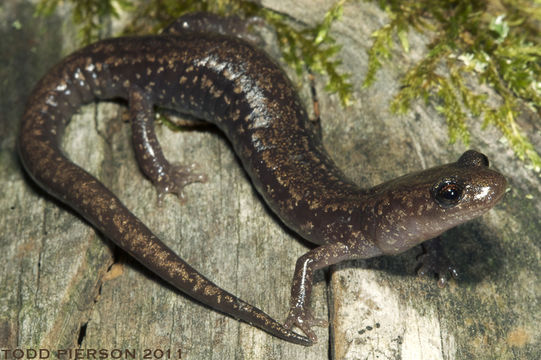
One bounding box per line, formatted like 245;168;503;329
35;0;134;43
260;0;352;105
365;0;541;171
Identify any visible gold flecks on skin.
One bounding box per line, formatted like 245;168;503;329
223;68;232;79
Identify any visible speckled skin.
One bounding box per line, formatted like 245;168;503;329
18;15;507;346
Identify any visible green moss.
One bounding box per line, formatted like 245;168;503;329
366;0;541;171
262;0;352;105
35;0;134;43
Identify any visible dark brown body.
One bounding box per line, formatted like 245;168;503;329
18;16;507;345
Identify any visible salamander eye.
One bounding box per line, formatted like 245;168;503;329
433;180;463;208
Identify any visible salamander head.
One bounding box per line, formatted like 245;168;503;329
371;150;507;255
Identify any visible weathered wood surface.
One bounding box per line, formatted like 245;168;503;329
1;0;539;359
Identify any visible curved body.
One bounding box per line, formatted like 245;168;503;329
18;16;507;345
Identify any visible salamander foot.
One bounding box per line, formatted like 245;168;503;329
155;162;207;205
284;306;328;343
417;237;458;288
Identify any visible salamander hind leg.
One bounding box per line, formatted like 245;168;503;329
129;88;207;204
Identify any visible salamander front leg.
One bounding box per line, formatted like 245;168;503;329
129;89;207;203
417;237;459;288
284;241;363;342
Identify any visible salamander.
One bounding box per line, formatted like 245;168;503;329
18;13;507;346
